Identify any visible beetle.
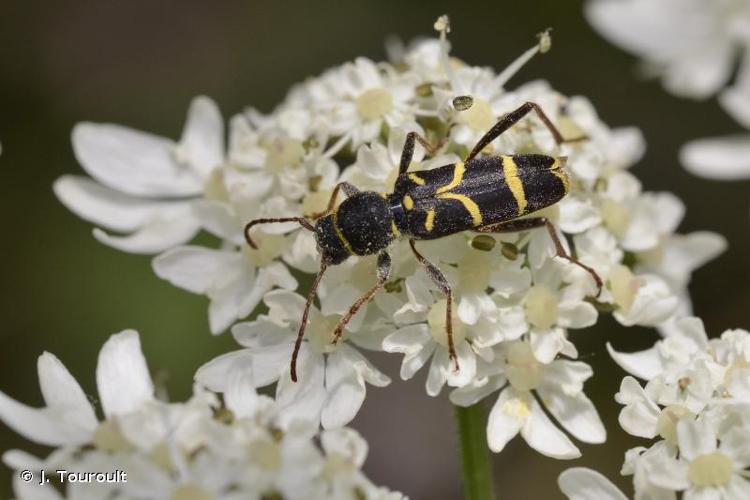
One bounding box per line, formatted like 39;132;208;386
245;101;602;382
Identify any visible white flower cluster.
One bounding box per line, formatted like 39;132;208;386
0;331;404;500
52;21;724;458
559;318;750;499
586;0;750;184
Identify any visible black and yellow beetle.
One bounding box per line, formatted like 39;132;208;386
245;101;602;382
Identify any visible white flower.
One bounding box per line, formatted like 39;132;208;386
558;467;627;500
450;342;605;459
586;0;750;99
289;57;419;149
196;290;390;429
153;242;297;334
54;96;223;253
646;418;750;498
0;330;153;447
1;332;404;500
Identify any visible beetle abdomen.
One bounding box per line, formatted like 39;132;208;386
395;154;568;239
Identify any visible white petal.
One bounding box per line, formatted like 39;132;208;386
37;352;97;431
232;318;294;348
538;387;606;444
681;135;750;180
558;467;627;500
613;376;659;438
195;349;255;390
179;96;224;178
153;246;242;294
321;427;369;468
93;205;199;254
321;352;366;429
339;345;390;387
606;343;664;380
522;396;581;459
677;418;716;460
53;175;168;232
530;328;565;364
192;200;243;244
383;324;431;354
72;122;202;197
0;391;92;446
450;375;507;407
96;330;154;417
446;341;476;388
558;196;601;234
486;388;525;453
425;348;448;397
558;301;597;329
275;348;326;428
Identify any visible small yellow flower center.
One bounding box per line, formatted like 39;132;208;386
655;405;693;445
307;314;344;353
427;299;467;347
248;438;282;471
505;342;542;391
687;452;734;487
263;137;305;173
457;97;493;131
150;441;177;472
302;189;333;216
600;199;630;237
501;392;532;419
637;240;665;267
524;285;559;330
322;453;356;481
93;419;133;453
170;483;212;500
459;252;492;292
242;233;286;267
356;88;393;120
608;264;638;313
203;168;229;202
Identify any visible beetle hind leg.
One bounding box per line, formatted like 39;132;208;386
476;218;603;296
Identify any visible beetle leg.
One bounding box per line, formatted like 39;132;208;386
290;260;328;382
475;217;602;296
330;252;391;345
465;101;587;162
409;240;459;371
244;217;315;249
398;131;441;175
307;181;360;220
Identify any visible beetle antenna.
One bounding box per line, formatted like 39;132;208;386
290;259;328;382
244;217;315;249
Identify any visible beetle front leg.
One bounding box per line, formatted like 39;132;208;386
330;252;391;345
409;240;459;371
476;217;603;296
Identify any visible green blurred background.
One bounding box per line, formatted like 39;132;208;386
1;0;747;498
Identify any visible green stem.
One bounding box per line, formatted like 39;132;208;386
455;403;496;500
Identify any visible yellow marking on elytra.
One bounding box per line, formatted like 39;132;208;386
437;192;483;226
408;173;426;185
332;209;355;255
550;158;570;193
403;195;414;210
391;220;401;237
425;209;436;231
502;156;528;215
437;161;465;194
